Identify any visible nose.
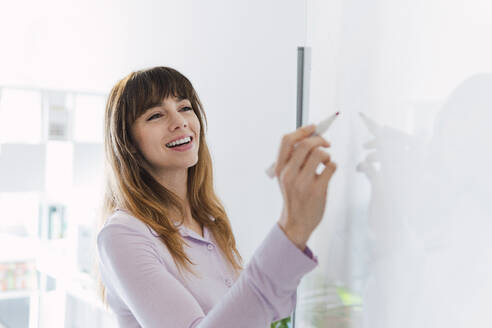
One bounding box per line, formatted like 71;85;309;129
168;111;188;130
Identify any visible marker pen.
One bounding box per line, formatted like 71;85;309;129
359;112;417;146
266;111;340;179
358;112;380;135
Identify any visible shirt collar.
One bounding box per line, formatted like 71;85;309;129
175;224;207;241
173;215;215;243
115;208;215;243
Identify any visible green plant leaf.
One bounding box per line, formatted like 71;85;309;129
271;315;291;328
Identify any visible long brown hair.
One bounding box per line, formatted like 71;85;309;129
96;67;244;307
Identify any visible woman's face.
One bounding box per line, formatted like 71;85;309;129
130;95;200;174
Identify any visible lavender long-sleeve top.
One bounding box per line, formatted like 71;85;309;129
96;209;318;327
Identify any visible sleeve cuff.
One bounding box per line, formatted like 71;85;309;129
303;245;316;260
251;223;319;292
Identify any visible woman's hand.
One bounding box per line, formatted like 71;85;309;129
275;124;337;250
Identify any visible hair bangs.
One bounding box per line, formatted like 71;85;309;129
125;67;196;125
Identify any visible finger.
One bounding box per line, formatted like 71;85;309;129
275;124;316;176
300;147;331;180
288;136;331;177
319;160;337;185
363;139;378;149
356;161;379;181
275;124;322;176
364;151;379;163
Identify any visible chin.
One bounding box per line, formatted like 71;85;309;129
189;156;199;167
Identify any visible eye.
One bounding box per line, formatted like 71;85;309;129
148;113;162;121
147;107;192;121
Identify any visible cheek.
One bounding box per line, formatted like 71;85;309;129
193;117;201;136
135;130;163;156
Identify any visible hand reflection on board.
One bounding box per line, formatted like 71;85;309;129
356;112;426;255
356;74;492;328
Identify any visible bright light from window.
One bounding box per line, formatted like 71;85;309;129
73;94;105;143
0;88;42;143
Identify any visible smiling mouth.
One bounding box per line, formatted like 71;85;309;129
165;136;194;148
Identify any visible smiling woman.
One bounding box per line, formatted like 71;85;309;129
95;66;319;328
99;65;240;273
130;94;200;182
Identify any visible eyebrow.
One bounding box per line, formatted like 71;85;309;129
144;97;190;112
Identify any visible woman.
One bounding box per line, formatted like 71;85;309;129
96;66;337;327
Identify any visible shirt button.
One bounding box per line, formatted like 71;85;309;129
207;244;214;251
225;278;232;287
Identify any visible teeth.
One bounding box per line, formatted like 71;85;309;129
166;136;192;148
